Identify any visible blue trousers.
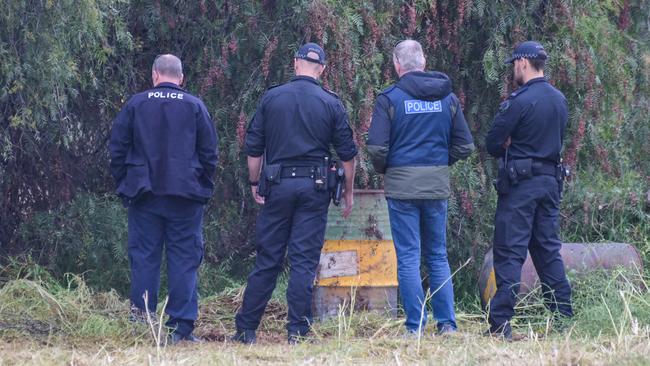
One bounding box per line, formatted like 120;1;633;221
128;194;204;336
386;198;457;332
489;175;573;327
235;178;330;335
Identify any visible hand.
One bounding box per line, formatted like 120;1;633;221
341;190;353;218
502;136;512;149
251;186;265;205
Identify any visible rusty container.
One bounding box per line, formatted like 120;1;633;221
312;189;398;320
479;242;644;308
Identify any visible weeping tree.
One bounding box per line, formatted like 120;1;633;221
2;0;649;298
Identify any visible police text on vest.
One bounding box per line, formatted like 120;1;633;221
404;100;442;114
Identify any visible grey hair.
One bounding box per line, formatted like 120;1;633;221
152;54;183;78
393;40;426;72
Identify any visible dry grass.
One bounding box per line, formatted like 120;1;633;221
1;320;649;365
1;270;649;365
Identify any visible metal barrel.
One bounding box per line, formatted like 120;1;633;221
478;242;644;308
312;189;398;320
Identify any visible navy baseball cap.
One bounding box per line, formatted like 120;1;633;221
294;42;326;65
505;41;548;64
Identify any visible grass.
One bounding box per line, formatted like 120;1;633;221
0;268;649;365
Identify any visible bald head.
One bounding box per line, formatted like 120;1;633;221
393;40;426;77
294;58;325;77
153;54;183;77
152;54;183;86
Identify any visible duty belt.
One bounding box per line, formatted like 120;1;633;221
280;166;316;178
531;161;557;177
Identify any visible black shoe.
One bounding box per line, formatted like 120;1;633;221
484;322;513;342
288;330;311;345
552;312;574;333
231;329;257;344
183;334;202;343
129;306;156;326
436;323;458;336
168;332;202;345
287;333;301;345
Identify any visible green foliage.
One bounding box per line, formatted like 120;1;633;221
1;269;649;358
0;0;135;245
1;0;649;305
13;193;248;297
16;194;130;293
561;170;650;262
0;273;145;344
569;269;650;337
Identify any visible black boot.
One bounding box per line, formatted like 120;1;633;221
287;332;302;345
551;312;574;333
168;332;202;345
231;329;257;344
287;330;313;345
484;321;512;342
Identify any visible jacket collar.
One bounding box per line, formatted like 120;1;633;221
524;77;547;87
290;75;320;85
154;82;186;91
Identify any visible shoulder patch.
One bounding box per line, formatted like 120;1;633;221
321;86;340;99
508;85;529;99
450;102;457;116
499;100;510;112
379;84;397;96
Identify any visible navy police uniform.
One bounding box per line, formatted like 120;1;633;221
485;42;573;333
236;46;357;339
109;81;218;337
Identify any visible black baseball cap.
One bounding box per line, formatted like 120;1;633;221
505;41;548;64
294;42;326;65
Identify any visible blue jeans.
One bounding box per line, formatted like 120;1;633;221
386;198;457;332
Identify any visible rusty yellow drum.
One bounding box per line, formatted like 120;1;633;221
479;242;644;308
312;190;398;320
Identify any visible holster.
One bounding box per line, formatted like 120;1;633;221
495;158;510;195
258;163;282;197
556;163;570;200
314;165;328;192
327;161;345;206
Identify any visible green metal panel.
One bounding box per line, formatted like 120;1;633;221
325;189;392;241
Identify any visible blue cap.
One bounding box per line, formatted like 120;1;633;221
505;41;548;64
294;43;326;65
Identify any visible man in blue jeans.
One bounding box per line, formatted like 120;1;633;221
367;40;474;335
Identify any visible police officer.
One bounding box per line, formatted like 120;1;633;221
109;54;218;344
232;43;357;345
485;41;573;340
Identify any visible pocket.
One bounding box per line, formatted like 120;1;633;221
124;163;148;191
189;160;215;191
263;163;282;184
386;198;412;212
194;234;205;267
125;154;146;166
190;160;204;177
513;159;533;179
507;159;532;184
